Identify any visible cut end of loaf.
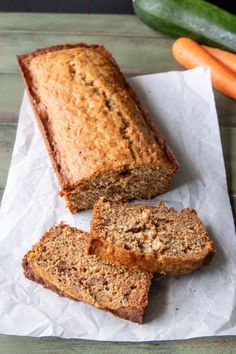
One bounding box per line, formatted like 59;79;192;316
89;199;216;274
62;165;176;212
22;223;152;323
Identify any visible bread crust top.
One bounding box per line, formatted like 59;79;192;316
17;44;178;189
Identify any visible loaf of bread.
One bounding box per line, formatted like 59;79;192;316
17;44;178;212
22;223;152;323
89;199;215;274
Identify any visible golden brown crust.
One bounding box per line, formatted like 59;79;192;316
17;44;103;193
125;83;178;171
88;237;215;275
89;199;216;275
88;237;158;273
17;43;178;212
22;223;152;323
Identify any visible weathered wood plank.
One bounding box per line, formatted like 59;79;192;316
0;335;235;354
214;92;236;127
0;123;16;189
0;74;23;122
0;13;235;351
0;124;235;199
0;74;235;128
221;128;236;194
230;194;236;220
0;32;179;74
0;13;160;37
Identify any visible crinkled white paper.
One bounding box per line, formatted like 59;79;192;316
0;67;235;340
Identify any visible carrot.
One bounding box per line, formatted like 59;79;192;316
202;45;236;74
172;37;236;100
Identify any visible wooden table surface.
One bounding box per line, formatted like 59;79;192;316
0;12;235;353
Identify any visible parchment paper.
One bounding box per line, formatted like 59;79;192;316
0;67;235;340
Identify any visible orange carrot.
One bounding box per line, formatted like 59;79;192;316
202;45;236;74
172;37;236;100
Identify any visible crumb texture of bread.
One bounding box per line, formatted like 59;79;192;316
22;223;152;323
17;44;178;212
89;199;216;274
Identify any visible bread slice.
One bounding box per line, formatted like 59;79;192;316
89;199;215;274
17;43;178;212
22;223;152;323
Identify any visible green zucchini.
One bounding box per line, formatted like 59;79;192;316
133;0;236;52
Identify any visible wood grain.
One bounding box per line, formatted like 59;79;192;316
0;74;236;127
0;125;234;197
0;12;235;353
0;33;180;74
0;123;16;189
0;13;161;37
0;74;23;122
0;335;236;354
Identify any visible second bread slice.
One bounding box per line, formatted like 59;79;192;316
89;199;215;274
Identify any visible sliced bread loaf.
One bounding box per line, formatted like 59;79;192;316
22;223;152;323
89;199;215;274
